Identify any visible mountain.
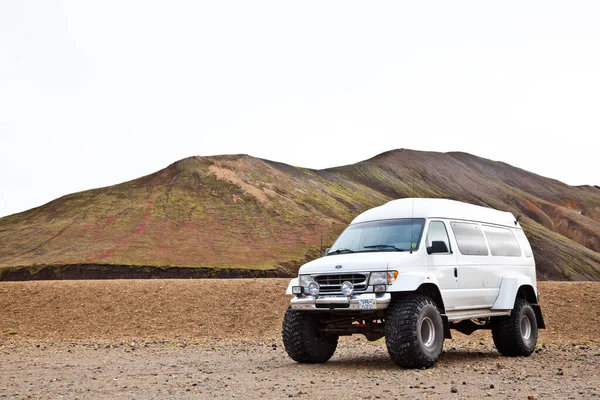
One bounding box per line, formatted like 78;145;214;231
1;149;599;280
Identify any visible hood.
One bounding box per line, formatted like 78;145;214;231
299;251;412;275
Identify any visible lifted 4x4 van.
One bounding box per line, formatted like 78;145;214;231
282;198;545;368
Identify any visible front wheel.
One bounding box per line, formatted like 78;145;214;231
385;295;444;368
282;308;338;363
492;298;538;356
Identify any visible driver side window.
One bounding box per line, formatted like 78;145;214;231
426;221;451;254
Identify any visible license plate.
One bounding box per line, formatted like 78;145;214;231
360;299;377;310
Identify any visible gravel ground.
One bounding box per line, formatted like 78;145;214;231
1;279;599;399
1;338;599;399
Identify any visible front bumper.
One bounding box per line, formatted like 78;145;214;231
290;292;392;311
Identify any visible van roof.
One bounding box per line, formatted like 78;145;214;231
352;198;519;228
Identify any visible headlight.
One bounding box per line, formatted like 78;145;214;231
308;281;320;296
369;271;398;285
299;274;311;287
341;281;354;296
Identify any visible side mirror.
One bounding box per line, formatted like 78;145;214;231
427;240;449;255
325;247;331;255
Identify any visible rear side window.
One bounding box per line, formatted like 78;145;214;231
483;225;522;257
514;229;533;257
450;222;489;256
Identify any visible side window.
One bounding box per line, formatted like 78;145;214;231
450;222;489;256
514;229;533;257
482;225;522;257
426;221;451;253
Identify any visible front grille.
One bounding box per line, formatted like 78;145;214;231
313;273;369;293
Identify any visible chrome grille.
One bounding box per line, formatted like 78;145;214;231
313;273;369;293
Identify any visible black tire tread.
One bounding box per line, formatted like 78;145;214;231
492;298;537;357
385;294;444;369
282;308;337;363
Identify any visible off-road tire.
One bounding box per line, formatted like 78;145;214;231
385;294;444;369
282;308;338;363
492;298;538;357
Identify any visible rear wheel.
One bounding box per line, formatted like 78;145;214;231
385;295;444;368
492;298;538;356
282;308;338;363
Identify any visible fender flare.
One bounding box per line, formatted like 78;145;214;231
492;275;536;310
285;278;299;295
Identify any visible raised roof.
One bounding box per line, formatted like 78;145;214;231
352;198;518;228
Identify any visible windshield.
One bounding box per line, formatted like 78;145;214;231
328;218;425;254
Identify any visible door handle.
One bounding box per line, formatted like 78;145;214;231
454;268;458;278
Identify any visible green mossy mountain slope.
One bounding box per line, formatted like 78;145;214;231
1;149;599;280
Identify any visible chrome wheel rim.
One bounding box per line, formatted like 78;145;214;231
420;317;435;347
520;315;532;340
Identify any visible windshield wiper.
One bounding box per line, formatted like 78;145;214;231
363;244;405;252
327;248;355;255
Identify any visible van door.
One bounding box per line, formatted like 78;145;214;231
425;220;459;310
449;221;499;308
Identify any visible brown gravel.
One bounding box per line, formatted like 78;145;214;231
0;280;599;399
0;279;290;341
0;280;598;343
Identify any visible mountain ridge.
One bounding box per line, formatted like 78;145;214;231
1;149;599;280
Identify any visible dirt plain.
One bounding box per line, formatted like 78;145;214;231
0;279;599;399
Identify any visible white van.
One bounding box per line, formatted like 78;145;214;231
282;198;545;368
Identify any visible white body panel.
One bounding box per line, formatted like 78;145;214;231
425;232;460;309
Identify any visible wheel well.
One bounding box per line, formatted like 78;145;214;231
417;283;446;313
516;284;545;329
516;285;537;304
389;284;450;338
390;283;446;313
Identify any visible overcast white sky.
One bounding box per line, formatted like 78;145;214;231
1;1;599;218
